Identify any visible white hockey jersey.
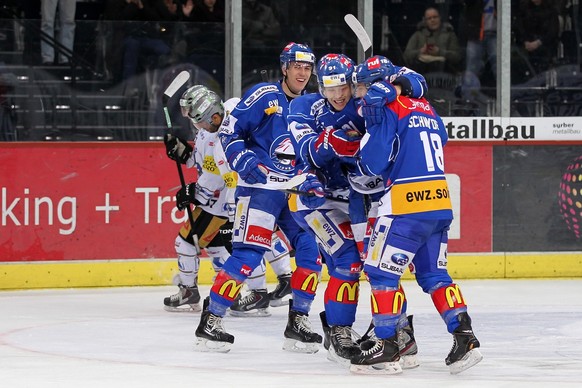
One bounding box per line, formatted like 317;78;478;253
186;98;241;221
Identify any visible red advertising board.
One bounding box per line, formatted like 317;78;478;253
0;142;492;263
445;144;492;252
1;143;184;261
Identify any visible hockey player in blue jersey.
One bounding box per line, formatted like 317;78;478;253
288;53;430;367
193;42;324;353
350;77;483;375
350;54;432;369
287;53;371;366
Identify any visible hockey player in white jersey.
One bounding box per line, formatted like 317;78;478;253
163;85;292;315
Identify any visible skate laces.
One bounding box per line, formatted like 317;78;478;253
295;314;315;334
239;290;261;304
333;326;356;348
169;287;188;303
273;282;287;293
207;313;225;333
272;277;291;296
361;339;383;356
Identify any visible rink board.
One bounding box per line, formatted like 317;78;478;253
1;252;582;290
2;118;582;290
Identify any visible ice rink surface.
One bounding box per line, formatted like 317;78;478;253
1;279;582;388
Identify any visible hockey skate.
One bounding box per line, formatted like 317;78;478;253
194;297;234;353
357;315;419;369
446;312;483;374
350;336;402;375
229;289;271;317
163;283;201;312
283;301;322;354
268;273;292;307
397;315;420;369
320;311;360;367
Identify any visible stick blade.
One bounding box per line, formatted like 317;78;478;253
344;13;372;54
280;174;308;190
163;70;191;99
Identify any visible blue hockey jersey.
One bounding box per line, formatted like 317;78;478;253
359;96;453;219
218;81;297;189
289;93;384;194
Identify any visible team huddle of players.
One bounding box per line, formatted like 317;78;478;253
162;42;483;375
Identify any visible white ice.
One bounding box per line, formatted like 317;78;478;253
1;279;582;388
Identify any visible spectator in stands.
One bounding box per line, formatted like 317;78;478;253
458;0;497;99
184;0;224;23
175;0;225;90
179;0;224;53
104;0;181;81
40;0;76;65
514;0;560;75
242;0;280;49
403;7;461;75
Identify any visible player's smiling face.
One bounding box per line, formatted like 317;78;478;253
324;84;351;111
283;62;312;95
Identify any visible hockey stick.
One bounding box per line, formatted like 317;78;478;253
284;188;349;203
162;71;202;253
344;13;373;58
280;173;308;190
163;70;190;191
278;174;349;203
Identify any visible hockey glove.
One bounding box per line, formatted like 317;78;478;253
361;80;396;126
164;134;193;164
311;127;362;166
392;73;428;99
231;149;268;184
297;173;326;209
175;182;196;211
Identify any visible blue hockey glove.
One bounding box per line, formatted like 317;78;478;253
297;173;326;209
231;149;268;184
392;73;428;98
361;80;396;126
164;134;192;164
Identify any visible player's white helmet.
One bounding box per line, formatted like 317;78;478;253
179;85;224;126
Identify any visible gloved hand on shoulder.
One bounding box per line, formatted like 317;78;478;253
361;80;397;126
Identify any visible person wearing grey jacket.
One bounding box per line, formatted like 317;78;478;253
403;7;461;75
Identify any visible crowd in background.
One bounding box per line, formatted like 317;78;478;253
0;0;580;141
3;1;578;86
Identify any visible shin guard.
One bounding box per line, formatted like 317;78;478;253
290;266;320;313
371;287;405;339
324;275;359;326
210;270;245;314
431;283;468;333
